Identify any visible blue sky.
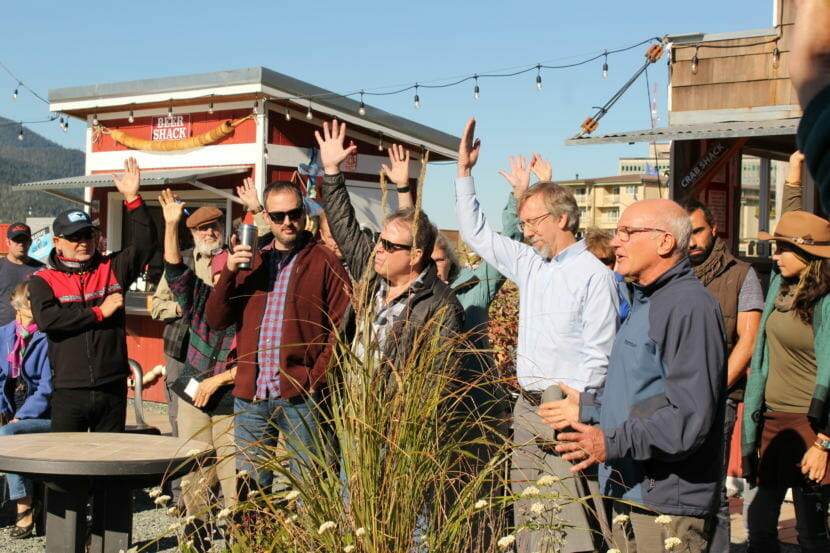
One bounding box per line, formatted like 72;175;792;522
0;0;773;229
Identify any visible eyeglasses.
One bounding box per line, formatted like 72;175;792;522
266;208;304;223
61;229;96;242
376;236;412;253
614;226;667;242
517;212;552;233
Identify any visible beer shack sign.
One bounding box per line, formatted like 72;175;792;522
152;114;191;141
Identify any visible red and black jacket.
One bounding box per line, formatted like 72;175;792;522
28;199;158;390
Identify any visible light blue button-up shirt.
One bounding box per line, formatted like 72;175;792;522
455;176;619;392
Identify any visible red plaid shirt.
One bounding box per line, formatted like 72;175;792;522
255;246;297;398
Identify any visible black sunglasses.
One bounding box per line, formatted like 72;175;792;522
377;236;412;253
266;208;304;223
61;229;96;242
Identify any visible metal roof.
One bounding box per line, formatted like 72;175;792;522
564;118;800;146
12;166;251;191
48;67;459;159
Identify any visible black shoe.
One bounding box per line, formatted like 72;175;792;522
10;507;34;539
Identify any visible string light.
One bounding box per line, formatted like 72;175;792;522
167;102;173;117
691;47;699;75
772;42;780;69
413;84;420;109
285;106;291;121
358;91;366;116
602;51;609;79
473;75;480;100
378;132;384;152
12;87;18;99
62;118;68;132
263;144;268;160
535;65;542;90
92;113;99;126
252;99;259;115
128;110;135;123
306;103;313;120
17;126;23;141
208;95;214;114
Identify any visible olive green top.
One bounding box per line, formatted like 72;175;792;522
764;308;818;413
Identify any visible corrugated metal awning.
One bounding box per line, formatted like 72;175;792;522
564;118;800;146
12;166;251;191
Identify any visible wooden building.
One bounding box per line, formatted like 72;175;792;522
13;67;459;402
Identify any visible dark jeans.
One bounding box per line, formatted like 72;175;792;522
51;380;127;433
747;483;830;553
710;398;738;553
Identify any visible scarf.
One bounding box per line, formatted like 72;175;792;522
48;248;100;274
693;236;730;287
7;321;38;378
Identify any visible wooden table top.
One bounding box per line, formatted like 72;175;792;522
0;433;213;478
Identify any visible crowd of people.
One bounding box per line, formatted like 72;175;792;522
2;2;830;551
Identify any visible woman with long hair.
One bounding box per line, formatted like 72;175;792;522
742;210;830;553
0;281;52;539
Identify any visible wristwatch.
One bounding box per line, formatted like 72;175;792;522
814;437;830;451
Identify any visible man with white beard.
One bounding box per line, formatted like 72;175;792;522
151;206;226;446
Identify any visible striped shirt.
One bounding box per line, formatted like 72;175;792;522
256;246;297;398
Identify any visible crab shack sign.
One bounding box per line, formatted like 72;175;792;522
151;114;191;141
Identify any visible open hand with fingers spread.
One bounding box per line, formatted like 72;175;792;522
158;189;185;225
555;421;607;472
112;157;141;203
457;117;481;178
530;153;553;182
498;155;531;199
314;119;357;175
381;144;411;188
236;177;263;212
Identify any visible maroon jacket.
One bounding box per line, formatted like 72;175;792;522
205;232;351;400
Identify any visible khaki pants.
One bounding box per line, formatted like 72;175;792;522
610;502;712;553
512;396;608;553
177;398;237;517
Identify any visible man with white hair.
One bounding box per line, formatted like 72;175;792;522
544;199;727;553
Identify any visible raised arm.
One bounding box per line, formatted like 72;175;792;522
790;0;830;108
317;120;374;281
783;150;805;214
382;144;414;210
159;189;185;265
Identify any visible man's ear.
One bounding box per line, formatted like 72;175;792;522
409;248;425;267
711;222;718;235
657;233;677;257
557;213;569;231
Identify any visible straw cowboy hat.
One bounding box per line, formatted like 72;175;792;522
759;211;830;259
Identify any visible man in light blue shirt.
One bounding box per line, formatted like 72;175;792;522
454;118;619;553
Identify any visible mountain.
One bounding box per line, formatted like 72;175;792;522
0;116;84;222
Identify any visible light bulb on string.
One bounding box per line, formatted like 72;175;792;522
772;43;781;69
263;145;268;160
92;113;99;126
358;91;366;116
535;65;543;90
12;88;18;100
285;106;292;121
208;95;214;115
128;111;134;123
473;76;480;100
17;126;23;141
167;103;173;118
62;119;69;132
602;51;609;79
252;99;259;115
413;84;421;109
691;47;699;75
378;133;384;152
306;103;313;120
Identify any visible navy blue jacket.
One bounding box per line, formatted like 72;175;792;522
582;258;726;516
0;321;52;420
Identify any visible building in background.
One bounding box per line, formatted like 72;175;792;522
557;174;664;233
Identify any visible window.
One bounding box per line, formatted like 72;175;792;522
606;207;619;221
574;187;586;196
610;187;620;196
625;185;637;194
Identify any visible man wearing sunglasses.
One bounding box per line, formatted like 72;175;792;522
0;223;44;326
454;118;618;553
546;199;726;553
28;157;158;433
205;179;351;490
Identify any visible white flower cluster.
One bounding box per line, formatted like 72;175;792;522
654;514;673;525
318;521;337;535
664;537;682;550
530;502;546;515
153;495;171;506
355;527;367;537
474;499;489;510
521;486;540;498
497;535;516;549
343;546;355;553
536;474;560;487
284;489;300;501
612;514;629;526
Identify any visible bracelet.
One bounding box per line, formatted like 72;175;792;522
784;180;801;186
396;185;411;194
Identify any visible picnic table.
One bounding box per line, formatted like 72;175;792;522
0;432;213;553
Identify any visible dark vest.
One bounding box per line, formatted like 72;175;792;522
162;248;195;360
702;249;751;400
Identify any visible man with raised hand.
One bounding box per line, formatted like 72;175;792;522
29;157;157;432
454;118;618;553
548;199;726;553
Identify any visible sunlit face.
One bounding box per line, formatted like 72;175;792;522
265;189;305;250
190;221;225;257
688;209;717;266
772;242;809;278
518;193;561;259
53;228;98;262
373;218;420;281
432;244;451;283
6;236;32;261
610;205;668;283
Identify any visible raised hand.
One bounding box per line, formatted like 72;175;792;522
498;155;531;199
158;189;185;224
381;144;411;188
457;117;481;178
530;153;553;182
314;119;357;176
790;0;830;107
112;157;141;203
236;177;262;212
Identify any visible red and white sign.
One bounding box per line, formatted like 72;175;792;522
151;114;191;141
